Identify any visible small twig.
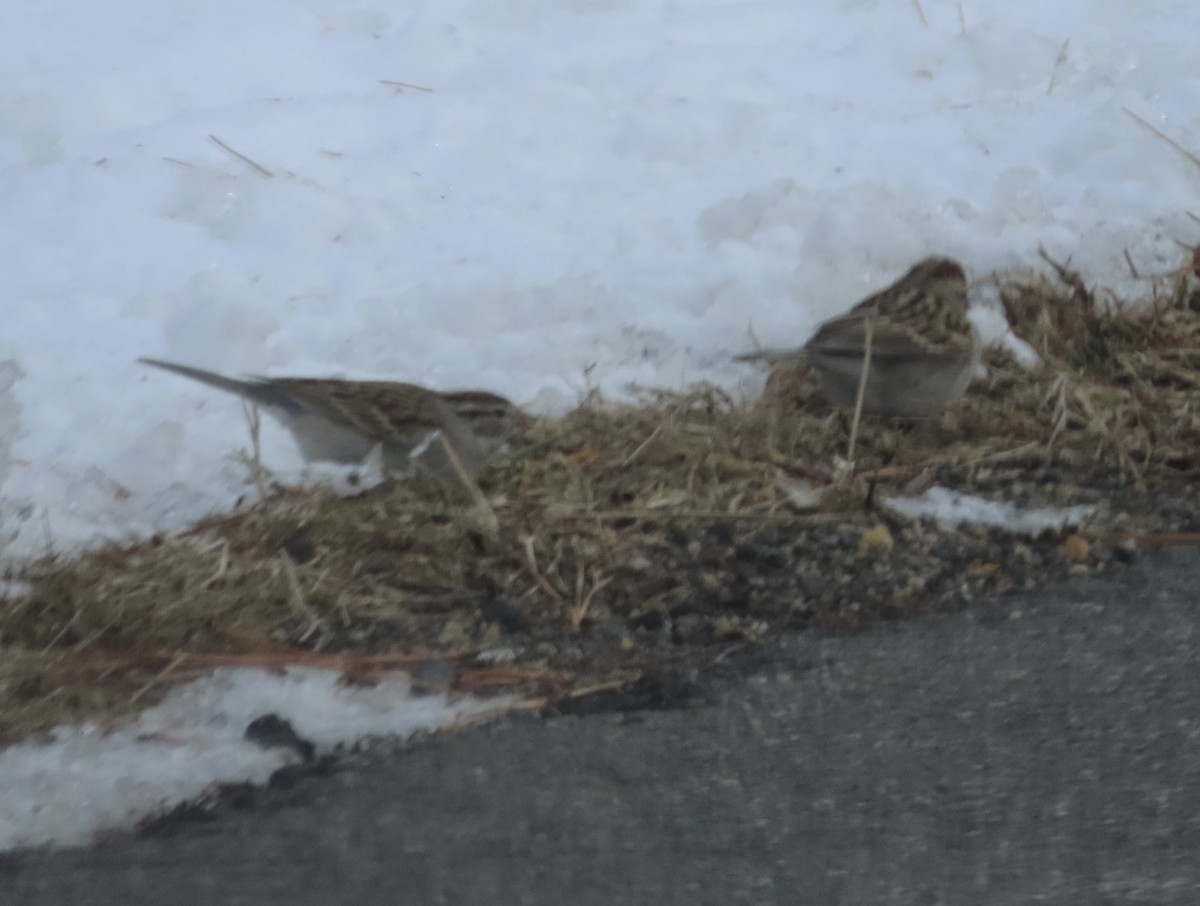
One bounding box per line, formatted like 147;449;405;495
201;540;231;589
1108;531;1200;550
459;665;572;686
162;157;196;168
959;441;1046;468
743;321;763;352
1153;241;1200;280
377;79;434;93
570;567;613;632
545;507;846;523
622;421;666;467
844;312;875;470
1038;245;1094;308
440;701;532;731
280;555;322;641
130;653;188;704
563;674;643;699
40;507;55;559
911;0;928;28
1122;249;1140;279
208;134;274;179
42;608;81;654
1047;375;1072;446
759;450;836;484
957;2;967;36
1047;39;1070;95
72;648;481;673
855;453;960;483
241;402;271;504
523;536;566;605
856;441;1046;482
1121;108;1200;172
433;433;499;535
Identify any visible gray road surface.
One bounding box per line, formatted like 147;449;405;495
4;547;1200;905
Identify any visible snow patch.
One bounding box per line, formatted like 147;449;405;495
887;487;1095;534
0;667;511;852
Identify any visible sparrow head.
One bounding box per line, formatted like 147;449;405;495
850;255;969;331
896;257;969;311
441;391;532;448
906;257;967;285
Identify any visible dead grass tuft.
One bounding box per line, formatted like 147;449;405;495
3;260;1200;741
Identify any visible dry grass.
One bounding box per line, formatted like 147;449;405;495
3;258;1200;742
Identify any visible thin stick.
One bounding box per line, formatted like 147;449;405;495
280;555;322;642
622;422;665;467
1121;108;1200;171
911;0;928;28
241;402;270;504
1047;39;1069;95
40;507;55;559
523;536;566;605
1109;531;1200;549
545;508;846;523
570;567;612;632
434;432;499;534
208;134;274;179
957;2;967;36
202;540;230;589
855;441;1046;482
432;432;477;494
563;675;642;699
1122;249;1140;279
41;608;80;654
72;649;481;671
844;313;875;469
378;79;435;93
130;653;188;704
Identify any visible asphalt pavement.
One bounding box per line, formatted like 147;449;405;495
4;547;1200;905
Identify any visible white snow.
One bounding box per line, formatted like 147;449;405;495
0;667;511;851
887;486;1095;534
2;0;1198;560
0;0;1198;850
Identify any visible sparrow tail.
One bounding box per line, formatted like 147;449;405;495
733;347;810;364
138;358;300;411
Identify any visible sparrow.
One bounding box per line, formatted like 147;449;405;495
735;257;979;416
139;358;528;485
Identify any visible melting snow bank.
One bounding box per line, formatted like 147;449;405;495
887;486;1095;534
0;667;512;852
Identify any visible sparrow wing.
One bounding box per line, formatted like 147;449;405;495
270;380;446;446
282;382;502;482
810;256;972;360
733;311;959;363
807;310;973;361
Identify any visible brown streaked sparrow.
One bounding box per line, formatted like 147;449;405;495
139;358;528;485
735;257;979;416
